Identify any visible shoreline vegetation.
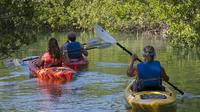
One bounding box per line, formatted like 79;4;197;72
0;0;200;59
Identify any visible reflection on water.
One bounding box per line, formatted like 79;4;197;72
96;62;128;69
37;78;72;102
31;77;75;112
128;103;177;112
35;79;73;112
0;32;200;112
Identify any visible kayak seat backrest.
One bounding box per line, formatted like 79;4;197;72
137;85;165;92
47;64;62;68
140;94;167;99
70;58;81;62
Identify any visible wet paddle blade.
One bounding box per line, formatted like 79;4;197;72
3;59;22;67
96;42;112;49
95;24;117;44
3;56;39;67
83;38;100;46
85;43;112;50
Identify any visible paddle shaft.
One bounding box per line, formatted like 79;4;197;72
67;46;97;53
21;47;97;62
67;43;111;53
116;43;142;62
22;56;39;62
166;81;184;95
116;43;184;95
18;45;98;62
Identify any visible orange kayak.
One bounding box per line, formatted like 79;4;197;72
28;59;76;80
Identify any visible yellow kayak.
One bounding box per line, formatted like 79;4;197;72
124;80;176;112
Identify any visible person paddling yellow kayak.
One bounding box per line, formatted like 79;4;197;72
125;45;176;111
127;45;169;92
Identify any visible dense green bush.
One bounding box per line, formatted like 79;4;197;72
0;0;200;58
0;0;36;59
33;0;73;30
68;0;200;47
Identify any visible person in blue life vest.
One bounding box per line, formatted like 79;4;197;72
38;38;70;68
127;45;169;92
61;31;88;60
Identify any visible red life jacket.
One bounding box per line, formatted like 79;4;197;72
43;52;62;68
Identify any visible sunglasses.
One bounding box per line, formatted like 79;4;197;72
143;51;155;56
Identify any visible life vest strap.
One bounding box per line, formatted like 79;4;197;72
69;57;82;62
139;78;162;83
137;78;164;91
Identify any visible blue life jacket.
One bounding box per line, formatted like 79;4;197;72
65;42;82;58
136;61;162;90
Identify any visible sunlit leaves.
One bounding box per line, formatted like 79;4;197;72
0;0;200;49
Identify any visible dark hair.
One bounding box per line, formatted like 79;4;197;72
68;31;76;42
143;45;155;62
48;38;61;61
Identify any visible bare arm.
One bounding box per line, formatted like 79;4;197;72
80;44;88;57
127;54;138;77
61;44;70;66
62;55;70;66
60;44;66;53
161;67;169;82
37;54;45;67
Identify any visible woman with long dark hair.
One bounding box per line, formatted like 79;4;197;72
38;38;70;68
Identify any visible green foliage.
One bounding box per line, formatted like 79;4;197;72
33;0;72;29
0;0;36;59
0;31;37;59
0;0;200;58
162;0;200;47
67;0;200;47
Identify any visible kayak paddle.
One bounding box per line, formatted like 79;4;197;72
3;38;100;67
83;38;100;46
3;56;39;67
95;24;184;95
65;42;112;53
95;24;142;62
85;42;112;50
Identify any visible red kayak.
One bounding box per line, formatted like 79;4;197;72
63;57;89;71
28;59;76;80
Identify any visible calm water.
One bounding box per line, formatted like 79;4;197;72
0;32;200;112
